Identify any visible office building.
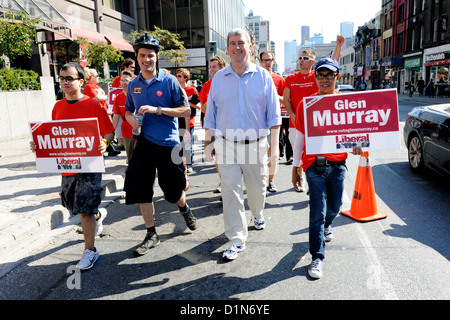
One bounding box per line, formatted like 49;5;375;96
301;26;310;45
340;22;354;39
139;0;246;82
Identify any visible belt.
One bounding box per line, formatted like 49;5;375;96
325;160;346;167
221;136;262;145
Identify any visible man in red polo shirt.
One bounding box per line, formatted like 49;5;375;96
285;35;345;192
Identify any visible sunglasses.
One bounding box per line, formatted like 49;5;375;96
299;56;313;61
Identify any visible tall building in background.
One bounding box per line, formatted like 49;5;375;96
301;26;310;45
139;0;245;82
311;33;324;44
246;10;271;56
340;22;354;39
284;40;298;74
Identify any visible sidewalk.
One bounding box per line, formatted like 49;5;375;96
0;137;128;265
397;92;450;105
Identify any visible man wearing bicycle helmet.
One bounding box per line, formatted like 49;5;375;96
124;33;198;257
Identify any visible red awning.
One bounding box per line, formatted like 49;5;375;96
71;26;107;44
104;34;134;52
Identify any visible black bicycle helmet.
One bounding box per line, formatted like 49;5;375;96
133;33;161;53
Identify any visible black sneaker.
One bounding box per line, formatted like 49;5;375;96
181;206;197;230
134;232;160;256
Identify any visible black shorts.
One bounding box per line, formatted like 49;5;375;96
124;136;186;204
60;173;103;215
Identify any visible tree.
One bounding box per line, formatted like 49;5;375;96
128;27;191;66
76;37;123;76
0;11;40;65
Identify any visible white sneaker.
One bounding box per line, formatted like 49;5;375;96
308;258;323;279
214;182;221;193
267;181;278;192
254;217;266;230
95;208;107;236
222;244;246;261
324;226;333;242
77;248;99;270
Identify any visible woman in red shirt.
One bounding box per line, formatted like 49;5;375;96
83;68;108;112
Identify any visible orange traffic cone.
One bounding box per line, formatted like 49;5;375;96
341;152;387;222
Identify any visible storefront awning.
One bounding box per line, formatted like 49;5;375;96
71;26;107;44
104;34;133;52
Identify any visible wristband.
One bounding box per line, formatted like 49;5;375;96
157;106;162;115
102;139;109;147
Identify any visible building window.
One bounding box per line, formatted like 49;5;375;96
103;0;131;16
399;3;404;22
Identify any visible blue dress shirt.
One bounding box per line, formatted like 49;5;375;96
204;63;281;141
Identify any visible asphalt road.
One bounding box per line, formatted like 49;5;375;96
1;100;449;309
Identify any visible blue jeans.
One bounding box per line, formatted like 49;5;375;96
305;164;347;261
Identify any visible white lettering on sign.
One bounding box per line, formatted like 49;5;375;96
37;135;95;152
51;126;76;136
312;99;391;127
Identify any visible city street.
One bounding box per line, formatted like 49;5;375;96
0;99;449;307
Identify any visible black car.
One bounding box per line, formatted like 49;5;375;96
404;104;450;176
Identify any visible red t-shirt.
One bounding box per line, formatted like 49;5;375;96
271;73;287;116
112;91;133;138
199;79;212;106
52;95;115;176
83;83;108;111
295;92;347;171
184;85;199;128
285;71;319;127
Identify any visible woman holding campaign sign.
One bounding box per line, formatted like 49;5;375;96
293;57;363;279
30;62;115;271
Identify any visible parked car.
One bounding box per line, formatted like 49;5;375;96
403;104;450;176
336;84;355;92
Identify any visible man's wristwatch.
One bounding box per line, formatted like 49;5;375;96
157;107;162;115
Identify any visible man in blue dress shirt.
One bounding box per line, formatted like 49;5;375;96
204;28;281;261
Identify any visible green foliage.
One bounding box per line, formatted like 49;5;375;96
0;11;41;62
128;27;192;66
0;68;41;91
76;37;123;76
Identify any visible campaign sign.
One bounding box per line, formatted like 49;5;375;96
303;89;400;155
29;118;105;173
108;87;123;111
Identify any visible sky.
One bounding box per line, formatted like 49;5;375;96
242;0;383;68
